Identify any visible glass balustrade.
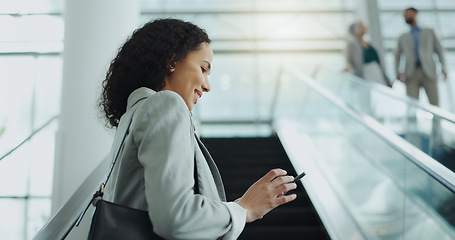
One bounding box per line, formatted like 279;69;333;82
314;69;455;172
273;68;455;239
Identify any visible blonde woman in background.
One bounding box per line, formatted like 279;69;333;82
345;21;391;87
344;21;391;116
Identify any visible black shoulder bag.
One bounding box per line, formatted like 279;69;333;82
76;112;199;240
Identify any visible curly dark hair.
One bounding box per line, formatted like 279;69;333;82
100;18;211;128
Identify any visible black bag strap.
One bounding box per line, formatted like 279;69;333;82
76;112;136;226
76;109;200;226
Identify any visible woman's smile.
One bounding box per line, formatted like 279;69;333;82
194;89;202;104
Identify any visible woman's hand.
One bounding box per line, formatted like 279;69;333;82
235;169;297;222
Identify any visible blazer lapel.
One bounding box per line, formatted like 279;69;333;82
405;33;415;56
194;134;227;201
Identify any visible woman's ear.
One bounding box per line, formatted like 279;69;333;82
167;54;177;73
168;62;176;72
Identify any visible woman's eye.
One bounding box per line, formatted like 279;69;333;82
201;67;206;73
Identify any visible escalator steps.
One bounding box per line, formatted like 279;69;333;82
202;136;330;240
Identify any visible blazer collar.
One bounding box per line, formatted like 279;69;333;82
126;87;156;111
194;133;227;201
410;24;421;31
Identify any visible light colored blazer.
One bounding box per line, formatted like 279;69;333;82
104;87;245;240
346;39;390;85
395;27;447;81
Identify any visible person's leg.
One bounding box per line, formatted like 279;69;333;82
405;68;423;133
422;74;440;107
421;72;443;154
405;69;422;100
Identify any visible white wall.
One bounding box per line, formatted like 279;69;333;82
52;0;139;237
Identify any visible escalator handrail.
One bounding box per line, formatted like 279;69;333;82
33;155;110;240
316;68;455;124
0;115;59;162
283;65;455;193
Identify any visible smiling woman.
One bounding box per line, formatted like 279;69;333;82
162;42;213;111
98;18;297;239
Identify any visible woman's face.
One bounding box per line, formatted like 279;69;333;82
163;42;213;111
359;23;367;36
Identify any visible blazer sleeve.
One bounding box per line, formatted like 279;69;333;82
432;29;447;73
395;36;403;76
132;91;245;240
370;43;391;85
346;41;364;77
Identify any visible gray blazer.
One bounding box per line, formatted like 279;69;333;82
346;39;390;85
104;87;245;240
395;27;447;81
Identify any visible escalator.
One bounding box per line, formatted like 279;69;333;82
271;67;455;239
313;68;455;172
31;66;455;239
202;137;330;239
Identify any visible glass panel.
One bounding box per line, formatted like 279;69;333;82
27;198;52;239
377;0;434;9
380;12;410;40
0;56;34;160
34;56;62;128
0;198;51;240
195;54;257;121
28;120;57;196
0;142;30;196
192;52;345;123
0;15;64;52
0;118;56;239
314;69;455;171
436;0;455;8
141;0;357;11
139;1;355;126
0;0;64;14
0;199;25;240
275;69;455;239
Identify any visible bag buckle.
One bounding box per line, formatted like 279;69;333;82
91;184;105;207
76;183;105;227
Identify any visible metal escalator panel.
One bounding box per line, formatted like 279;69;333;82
273;67;455;240
314;68;455;171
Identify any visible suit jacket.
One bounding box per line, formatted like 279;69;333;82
104;87;245;240
395;27;446;81
346;39;390;85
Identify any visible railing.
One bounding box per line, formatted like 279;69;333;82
314;69;455;124
0;115;59;239
0;115;59;162
314;68;455;164
285;66;455;192
273;65;455;239
30;65;455;239
32;155;110;240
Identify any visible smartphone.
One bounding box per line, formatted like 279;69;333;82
293;172;306;183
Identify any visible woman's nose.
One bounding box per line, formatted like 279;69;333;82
202;77;211;92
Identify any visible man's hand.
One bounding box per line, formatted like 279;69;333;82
397;73;406;83
442;70;447;80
